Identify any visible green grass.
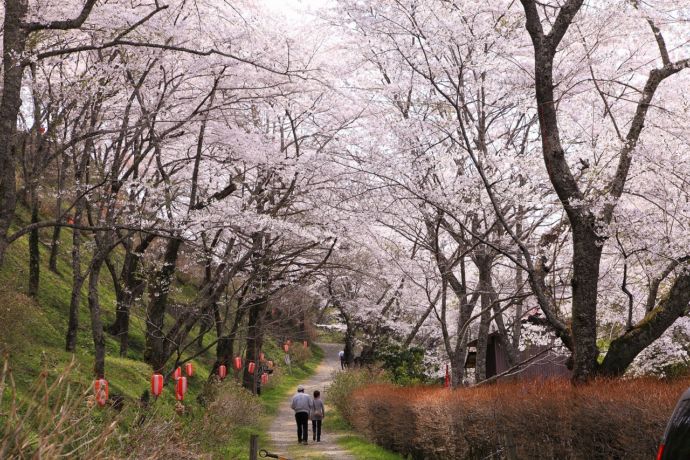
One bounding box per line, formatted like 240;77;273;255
0;209;216;406
326;404;405;460
0;206;231;455
338;435;406;460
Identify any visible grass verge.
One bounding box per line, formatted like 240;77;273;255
328;404;404;460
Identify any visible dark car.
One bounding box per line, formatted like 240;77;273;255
658;387;690;459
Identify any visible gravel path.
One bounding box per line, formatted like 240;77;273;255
267;343;355;460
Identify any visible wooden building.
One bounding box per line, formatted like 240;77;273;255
465;331;571;381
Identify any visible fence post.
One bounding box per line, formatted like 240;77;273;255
249;434;258;460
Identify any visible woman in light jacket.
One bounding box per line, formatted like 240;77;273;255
311;390;325;442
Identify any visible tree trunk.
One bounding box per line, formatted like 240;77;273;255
570;223;603;382
474;259;493;382
88;257;106;378
512;215;525;358
213;303;246;375
109;237;152;357
243;296;267;393
145;238;181;371
65;207;84;352
48;156;68;273
47;225;62;273
196;306;215;348
65;275;85;352
0;0;29;267
343;318;356;367
28;192;40;297
450;344;467;387
600;272;690;376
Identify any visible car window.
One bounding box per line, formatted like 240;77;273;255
664;398;690;459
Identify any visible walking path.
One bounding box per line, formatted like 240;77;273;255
267;343;355;460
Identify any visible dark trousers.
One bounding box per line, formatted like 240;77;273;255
340;358;345;370
312;419;322;441
295;412;309;442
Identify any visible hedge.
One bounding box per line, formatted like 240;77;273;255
346;378;689;459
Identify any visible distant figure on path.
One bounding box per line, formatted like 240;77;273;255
339;350;345;370
311;390;325;442
290;385;313;445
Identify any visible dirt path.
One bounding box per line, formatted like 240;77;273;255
267;343;355;460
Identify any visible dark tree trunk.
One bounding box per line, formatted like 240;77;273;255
243;296;267;393
600;272;690;376
213;302;246;377
48;156;68;273
88;256;106;378
28;193;40;297
65;207;84;352
450;346;467;387
570;223;603;381
0;0;29;267
145;238;181;371
475;261;493;382
109;236;153;357
475;322;491;382
65;275;85;352
196;307;215;348
47;226;62;273
343;318;356;367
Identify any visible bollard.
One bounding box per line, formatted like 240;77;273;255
249;434;259;460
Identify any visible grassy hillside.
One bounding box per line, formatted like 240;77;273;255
0;207;209;404
0;207;323;458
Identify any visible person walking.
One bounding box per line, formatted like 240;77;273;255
311;390;325;442
290;385;312;445
338;350;345;370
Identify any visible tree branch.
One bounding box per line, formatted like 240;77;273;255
24;0;99;31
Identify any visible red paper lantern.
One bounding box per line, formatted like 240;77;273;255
175;376;187;401
94;379;108;407
173;366;182;380
283;343;289;353
261;373;269;385
303;340;308;349
185;362;194;377
259;352;265;361
151;373;164;397
233;356;242;371
218;364;227;380
248;361;256;375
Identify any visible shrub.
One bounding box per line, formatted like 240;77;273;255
375;343;430;385
0;359;221;459
0;359;118;458
347;378;689;460
290;344;313;367
328;368;390;423
117;413;202;459
199;378;263;444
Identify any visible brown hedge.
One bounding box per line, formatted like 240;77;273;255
346;378;689;459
